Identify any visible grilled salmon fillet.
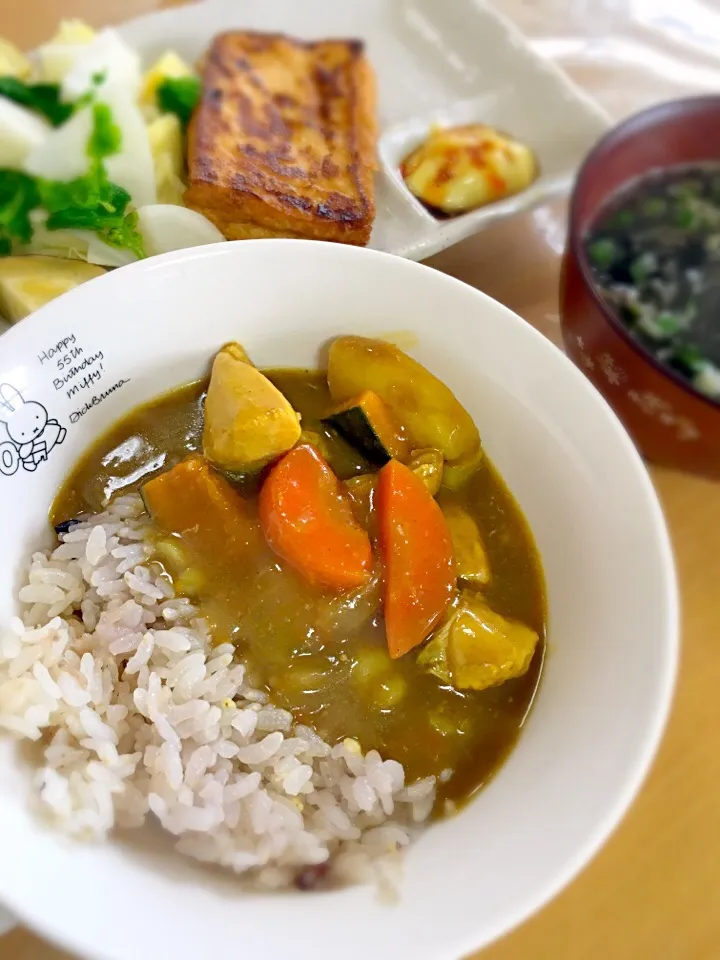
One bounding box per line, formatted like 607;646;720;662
185;32;377;245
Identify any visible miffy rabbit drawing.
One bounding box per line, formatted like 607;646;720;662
0;384;67;476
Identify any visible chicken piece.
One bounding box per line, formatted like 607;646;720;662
202;342;301;472
442;502;490;586
448;596;538;690
401;123;537;216
185;31;377;245
416;615;453;684
418;592;538;691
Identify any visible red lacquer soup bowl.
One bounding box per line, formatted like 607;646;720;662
561;96;720;480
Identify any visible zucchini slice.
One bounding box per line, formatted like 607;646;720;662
323;390;408;465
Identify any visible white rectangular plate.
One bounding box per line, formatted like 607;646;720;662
119;0;610;260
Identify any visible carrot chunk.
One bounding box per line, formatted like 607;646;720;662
377;458;455;658
259;444;372;590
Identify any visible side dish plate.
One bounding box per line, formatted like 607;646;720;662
116;0;610;261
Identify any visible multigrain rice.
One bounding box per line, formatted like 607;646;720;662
0;495;435;893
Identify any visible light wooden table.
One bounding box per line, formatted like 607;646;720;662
2;3;720;959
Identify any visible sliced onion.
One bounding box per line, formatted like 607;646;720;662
0;98;50;168
18;211;90;262
83;233;139;268
61;29;141;101
36;19;96;83
100;87;157;208
24;105;92;181
25;88;156;211
36;43;88;84
315;571;383;638
136;205;225;256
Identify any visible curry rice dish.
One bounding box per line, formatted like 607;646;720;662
0;335;545;893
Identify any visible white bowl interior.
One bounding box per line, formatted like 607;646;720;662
0;242;677;960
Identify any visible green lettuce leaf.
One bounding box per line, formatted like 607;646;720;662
0;77;74;127
0;170;41;254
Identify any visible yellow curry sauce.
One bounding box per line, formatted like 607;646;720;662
51;371;546;810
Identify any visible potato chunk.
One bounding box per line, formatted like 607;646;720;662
327;336;481;465
202;342;301;472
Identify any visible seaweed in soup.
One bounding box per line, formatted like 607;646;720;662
585;163;720;401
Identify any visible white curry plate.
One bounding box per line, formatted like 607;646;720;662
113;0;610;261
0;241;677;960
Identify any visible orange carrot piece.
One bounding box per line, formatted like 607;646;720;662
377;458;455;658
142;455;258;560
259;444;372;590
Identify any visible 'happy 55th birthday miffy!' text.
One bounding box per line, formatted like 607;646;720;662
39;334;104;396
38;334;129;423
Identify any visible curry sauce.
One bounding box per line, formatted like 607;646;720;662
51;371;546;809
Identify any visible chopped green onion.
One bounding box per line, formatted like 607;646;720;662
630;255;654;284
588;237;618;269
611;209;634;229
669;179;702;200
637;309;665;340
674;204;696;229
0;171;41;256
672;344;705;374
642;197;667;218
656;312;681;336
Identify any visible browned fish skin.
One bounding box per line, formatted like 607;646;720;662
185;32;377;245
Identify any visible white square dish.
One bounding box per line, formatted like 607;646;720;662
118;0;610;260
